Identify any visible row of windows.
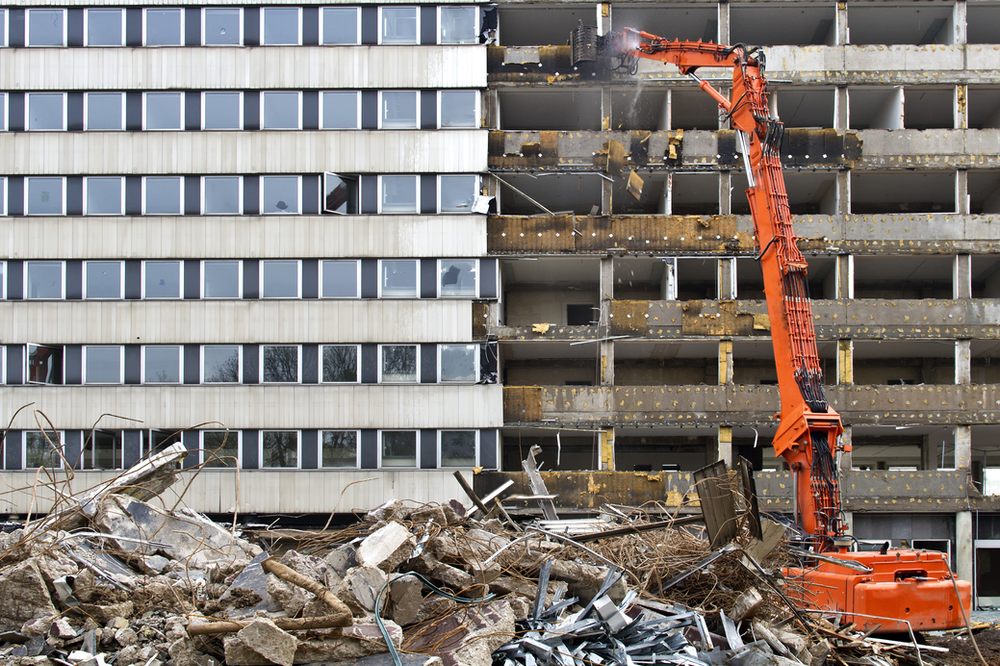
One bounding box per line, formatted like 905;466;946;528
1;6;484;48
0;174;482;217
2;258;487;300
1;90;479;132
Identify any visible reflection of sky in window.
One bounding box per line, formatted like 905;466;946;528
86;178;123;215
204;92;241;129
322;92;358;129
381;260;417;296
203;261;240;298
262;176;299;214
145;177;182;215
29;94;64;130
145;346;181;383
27;262;62;299
86;261;121;298
204;9;241;44
322;261;358;298
145;9;183;45
145;261;181;298
87;9;123;45
262;261;298;297
86;347;121;384
87;93;123;130
263;8;299;44
29;10;64;46
263;92;299;129
27;178;64;215
203;177;241;214
146;93;182;130
322;8;358;44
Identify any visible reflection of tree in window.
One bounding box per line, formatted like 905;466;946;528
382;345;416;382
381;431;416;467
323;345;358;382
441;430;476;467
263;431;298;468
203;431;238;468
25;431;62;469
263;345;298;382
322;430;357;467
204;347;240;382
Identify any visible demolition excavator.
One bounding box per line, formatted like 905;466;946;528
570;27;972;633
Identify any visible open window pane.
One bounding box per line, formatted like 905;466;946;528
203;176;241;214
85;346;122;384
380;176;418;213
86;9;123;46
440;430;476;467
321;7;359;45
27;345;63;384
85;261;123;299
203;260;240;298
144;177;183;215
322;431;358;468
203;92;242;130
380;7;418;44
25;431;62;469
322;260;359;298
440;91;478;128
439;7;478;44
381;431;417;467
321;91;359;129
145;92;183;130
380;260;417;297
439;259;477;297
204;8;241;45
262;7;300;45
380;91;418;129
203;345;240;383
84;431;122;470
26;178;64;215
322;345;358;383
261;176;300;214
323;173;359;214
440;344;477;382
26;262;63;299
28;9;65;46
86;93;124;130
262;92;300;129
261;260;298;298
144;9;183;46
27;93;65;131
144;261;181;299
262;431;298;468
439;175;477;213
85;177;124;215
381;345;417;382
147;429;182;458
262;345;299;383
144;346;181;383
203;431;238;468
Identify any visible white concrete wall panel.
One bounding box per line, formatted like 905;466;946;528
843;45;965;73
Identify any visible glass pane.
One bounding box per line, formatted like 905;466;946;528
440;344;477;382
381;7;417;44
85;346;121;384
381;176;418;213
87;9;123;46
203;92;241;130
322;260;358;298
144;177;183;215
262;92;299;129
263;345;298;382
440;430;476;467
381;431;417;467
0;11;4;48
144;346;181;383
26;431;62;469
145;92;182;130
145;261;181;298
321;8;358;45
381;91;418;129
87;431;121;469
439;7;477;44
28;93;64;131
262;260;298;298
263;8;299;45
439;176;477;213
322;431;358;468
439;259;477;297
203;431;238;468
203;177;241;214
145;9;183;46
28;9;64;46
203;346;240;382
203;261;240;297
86;93;124;130
204;8;241;45
440;91;478;128
27;345;63;384
323;174;358;214
26;262;62;299
262;431;298;468
381;345;416;382
380;260;417;297
86;261;122;298
261;176;299;214
322;346;358;383
26;178;64;215
321;92;359;129
85;178;123;215
148;430;181;457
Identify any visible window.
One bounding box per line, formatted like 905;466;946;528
26;93;66;131
380;430;417;468
84;93;125;131
321;430;358;468
202;176;242;214
83;346;123;384
202;430;239;468
25;177;66;215
84;177;125;216
84;260;123;299
440;430;477;467
320;91;360;129
321;345;359;383
82;430;122;470
27;9;66;47
261;345;300;383
262;7;301;45
1;93;7;131
439;344;478;383
143;176;184;215
379;6;418;45
321;260;359;298
25;261;64;299
146;429;182;458
144;92;184;131
379;259;417;297
439;91;479;128
202;345;241;383
0;9;6;48
379;91;419;129
321;7;360;45
26;344;63;384
202;260;241;298
438;259;478;297
323;173;359;214
143;261;182;299
0;178;6;216
261;92;302;130
144;8;184;46
439;7;478;45
202;92;243;130
85;8;124;46
25;431;63;469
380;344;418;383
438;175;478;213
203;8;242;45
260;175;300;214
0;261;4;299
143;346;182;384
261;260;300;298
379;176;419;213
262;430;299;468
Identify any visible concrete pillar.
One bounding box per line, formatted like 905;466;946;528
956;339;972;385
718;257;736;300
484;89;500;130
601;85;612;132
717;0;729;45
836;254;853;299
921;434;937;471
598;2;611;36
835;1;849;45
601;341;615;386
600;427;616;470
837;339;853;384
715;425;733;468
659;89;672;131
600;256;615;386
602;179;613;214
957;169;970;215
956;510;973;585
954;253;972;299
836;169;851;215
719;340;734;385
838;425;853;472
956;85;968;130
952;0;967;46
836;87;849;130
719;171;732;215
955;424;972;470
661;172;673;214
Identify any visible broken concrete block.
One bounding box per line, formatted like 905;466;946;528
751;621;792;657
505;595;532;621
410;553;474;591
732;588;764;623
365;500;407;523
335;566;387;616
409;506;448;525
549;560;625;604
773;627;808;656
388;575;425;626
21;617;55;637
0;560;60;632
324;544;359;578
406;599;516;666
293;619;402;662
279;550;336;588
356;522;416;573
114;627;138;646
48;618;76;640
807;638;831;666
217;553;283;619
225;618;297;666
266;576;310;618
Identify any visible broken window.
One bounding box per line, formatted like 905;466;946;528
262;91;301;130
144;8;183;46
82;430;122;470
379;175;419;213
380;430;417;467
323;173;359;214
85;8;124;46
202;345;241;383
379;259;418;297
83;346;123;384
379;91;419;129
262;430;299;468
321;7;360;45
27;9;66;47
143;177;184;215
25;177;66;215
379;6;418;44
27;344;63;384
262;7;301;45
202;92;242;130
439;6;478;44
202;260;241;298
144;92;184;130
202;430;239;468
440;430;476;467
84;260;123;299
261;260;299;298
439;90;479;128
25;261;64;299
84;177;125;216
202;176;242;214
438;175;478;213
260;175;300;214
143;345;182;384
321;260;359;298
439;344;477;383
380;345;418;383
203;8;242;45
144;261;182;299
321;345;359;383
262;345;300;383
25;431;63;469
27;93;66;131
320;91;360;129
438;259;477;297
321;430;358;468
85;93;125;131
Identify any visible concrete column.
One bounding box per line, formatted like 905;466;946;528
600;427;616;470
835;1;849;45
952;0;967;45
719;340;734;385
837;169;851;215
838;425;853;472
837;339;853;384
719;171;732;215
836;254;853;299
659;89;672;131
921;434;937;471
954;253;972;299
602;179;613;214
600;255;615;386
841;511;854;538
957;169;970;215
717;0;730;45
661;172;673;214
956;85;968;130
955;424;972;470
955;339;972;385
718;257;736;300
484;89;500;130
715;425;733;467
601;341;615;386
601;85;612;132
598;2;611;35
956;510;973;585
836;87;849;130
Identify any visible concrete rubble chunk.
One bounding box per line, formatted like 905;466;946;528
279;550;336;588
406;599;516;666
409;553;475;591
356;521;416;573
0;560;60;632
324;544;359;578
225;618;298;666
218;553;283;619
732;587;764;623
387;575;424;626
266;575;310;618
291;619;402;662
48;618;77;640
549;560;625;604
335;566;388;616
